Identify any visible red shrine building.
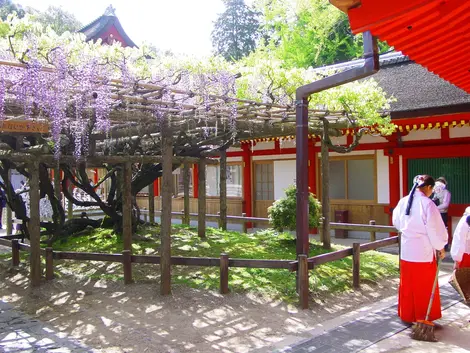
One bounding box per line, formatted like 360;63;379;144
78;5;136;48
136;49;470;239
81;2;469;240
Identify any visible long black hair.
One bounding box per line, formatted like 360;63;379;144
405;175;435;216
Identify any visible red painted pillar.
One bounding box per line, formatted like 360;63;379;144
193;164;199;199
154;178;160;197
241;144;252;219
93;168;99;185
387;150;401;235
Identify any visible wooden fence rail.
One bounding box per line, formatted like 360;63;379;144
0;221;399;309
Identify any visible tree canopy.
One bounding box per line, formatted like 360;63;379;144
211;0;261;61
253;0;390;68
34;6;82;35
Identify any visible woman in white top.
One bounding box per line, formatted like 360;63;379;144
451;207;470;269
392;175;448;324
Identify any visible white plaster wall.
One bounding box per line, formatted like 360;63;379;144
274;160;296;200
359;134;388;144
330;135;347;145
227;156;242;163
376;150;390;204
449;125;470;139
402;128;441;141
253;154;296;161
227;146;242;152
252;141;274;151
329;150;374;157
279;139;296;149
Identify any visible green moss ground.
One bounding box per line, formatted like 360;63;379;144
0;225;399;303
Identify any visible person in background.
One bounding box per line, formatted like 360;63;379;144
0;188;6;229
451;207;470;269
432;177;451;227
392;175;448;325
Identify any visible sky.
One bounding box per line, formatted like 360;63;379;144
15;0;254;57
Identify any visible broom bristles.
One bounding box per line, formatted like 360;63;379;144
411;321;437;342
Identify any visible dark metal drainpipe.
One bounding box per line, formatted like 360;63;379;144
295;31;379;258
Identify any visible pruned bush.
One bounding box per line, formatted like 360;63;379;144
268;185;322;232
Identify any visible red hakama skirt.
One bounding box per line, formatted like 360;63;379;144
398;259;442;323
457;253;470;268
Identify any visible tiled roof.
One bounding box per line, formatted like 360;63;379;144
310;52;470;114
78;12;136;48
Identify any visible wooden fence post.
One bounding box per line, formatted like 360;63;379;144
45;247;54;281
29;161;41;287
369;220;376;242
11;239;19;267
298;254;309;309
220;253;229;294
242;213;247;233
352;243;361;289
122;250;133;284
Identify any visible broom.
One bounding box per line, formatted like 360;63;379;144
410;258;441;342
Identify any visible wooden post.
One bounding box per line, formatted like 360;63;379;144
148;180;155;224
369;220;376;242
183;163;190;226
6;169;12;236
122;162;133;283
122;250;133;284
242;213;247;233
160;130;173;295
198;158;206;238
298;254;309;309
11;239;19;267
320;134;331;249
29;161;41;287
45;247;54;281
219;150;227;230
220;253;229;294
352;243;361;289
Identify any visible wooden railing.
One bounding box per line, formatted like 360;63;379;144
0;221;400;309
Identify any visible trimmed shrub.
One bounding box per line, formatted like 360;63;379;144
268;184;321;232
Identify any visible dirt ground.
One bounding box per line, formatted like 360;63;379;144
0;259;400;353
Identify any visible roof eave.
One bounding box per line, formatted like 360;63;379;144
328;0;361;13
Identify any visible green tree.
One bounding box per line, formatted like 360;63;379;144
268;185;322;232
35;6;82;35
255;0;390;68
211;0;261;61
0;0;25;21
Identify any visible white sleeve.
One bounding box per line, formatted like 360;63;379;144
451;216;468;262
437;190;451;211
424;201;448;251
392;198;404;231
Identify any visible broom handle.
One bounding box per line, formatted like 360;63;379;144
424;258;441;322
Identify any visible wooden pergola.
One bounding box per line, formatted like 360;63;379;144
0;58;361;293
